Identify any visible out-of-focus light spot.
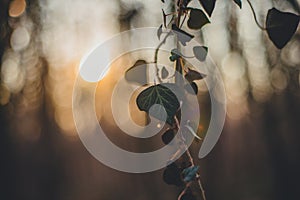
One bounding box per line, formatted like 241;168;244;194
227;101;249;121
198;124;204;132
52;82;73;108
1;57;25;93
10;26;30;51
157;123;161;128
252;86;273;103
9;0;26;18
271;68;288;92
222;52;246;80
226;78;248;104
282;39;300;67
16;116;41;142
197;80;208;93
0;84;11;105
54;107;77;138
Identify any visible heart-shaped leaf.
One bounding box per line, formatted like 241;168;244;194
162;129;175;144
163;163;184;186
193;46;208;61
136;83;181;125
233;0;242;9
185;69;206;82
169;48;182;61
172;24;194;46
266;8;300;49
182;165;199;182
125;60;148;85
161;66;169;79
198;0;216;17
187;9;210;30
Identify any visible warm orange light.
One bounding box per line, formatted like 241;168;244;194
9;0;26;18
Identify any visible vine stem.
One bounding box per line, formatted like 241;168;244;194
177;182;192;200
174;116;207;200
246;0;267;30
175;0;184;85
154;31;172;83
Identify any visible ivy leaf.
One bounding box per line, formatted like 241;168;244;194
182;165;199;182
266;8;300;49
172;24;194;46
233;0;242;9
136;83;180;125
169;48;182;61
187;9;210;30
125;60;148;85
185;69;206;82
163;163;184;186
198;0;216;17
161;66;169;79
157;24;163;40
184;82;198;95
162;129;175;144
171;48;182;56
193;46;208;61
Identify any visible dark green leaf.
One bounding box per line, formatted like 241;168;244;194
172;24;194;46
162;129;175;144
136;83;180;125
161;66;169;79
198;0;216;17
169;48;182;62
125;60;148;85
171;48;181;56
185;69;206;82
157;24;163;40
233;0;242;8
182;165;199;182
163;163;184;186
266;8;300;49
187;9;210;30
184;82;198;95
169;55;179;62
193;46;208;61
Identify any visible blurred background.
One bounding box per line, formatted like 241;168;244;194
0;0;300;200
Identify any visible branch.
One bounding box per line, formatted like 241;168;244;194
174;116;207;200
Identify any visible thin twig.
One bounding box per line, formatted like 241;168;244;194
174;116;207;200
197;175;207;200
154;31;172;83
177;182;192;200
180;13;187;28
